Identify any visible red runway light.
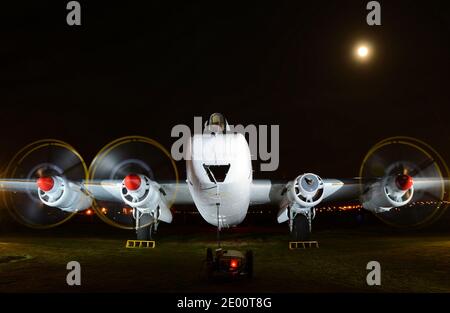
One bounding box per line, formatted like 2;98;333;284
124;174;141;191
230;259;238;268
37;177;54;192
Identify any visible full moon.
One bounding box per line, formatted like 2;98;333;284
357;46;369;58
354;43;371;61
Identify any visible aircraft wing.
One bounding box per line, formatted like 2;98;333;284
250;178;362;205
0;176;192;227
0;173;446;228
84;180;192;204
0;179;38;193
251;174;447;223
0;177;192;207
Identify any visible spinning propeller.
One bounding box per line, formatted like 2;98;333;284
88;136;178;229
360;136;449;228
2;139;88;229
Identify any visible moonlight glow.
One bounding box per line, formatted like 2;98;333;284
357;46;369;57
354;43;371;61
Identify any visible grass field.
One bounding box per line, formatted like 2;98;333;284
0;228;449;293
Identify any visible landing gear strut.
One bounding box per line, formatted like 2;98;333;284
289;208;314;241
134;209;159;240
205;203;254;279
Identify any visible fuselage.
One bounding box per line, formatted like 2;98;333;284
186;133;252;227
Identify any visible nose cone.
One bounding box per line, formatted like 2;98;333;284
124;174;141;191
395;174;413;191
37;177;54;192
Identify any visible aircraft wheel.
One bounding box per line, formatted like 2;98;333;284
135;213;155;240
136;225;151;240
292;214;311;241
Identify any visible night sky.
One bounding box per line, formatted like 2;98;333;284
0;0;449;180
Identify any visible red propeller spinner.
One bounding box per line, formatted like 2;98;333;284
36;177;54;192
124;174;141;191
395;174;413;191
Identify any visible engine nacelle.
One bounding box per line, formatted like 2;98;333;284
361;174;414;213
287;173;325;208
278;173;324;223
120;174;172;223
37;176;92;212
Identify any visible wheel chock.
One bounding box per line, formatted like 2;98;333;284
289;241;319;249
125;240;156;249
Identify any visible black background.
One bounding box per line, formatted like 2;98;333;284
0;0;449;180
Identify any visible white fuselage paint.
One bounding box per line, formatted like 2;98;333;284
186;133;252;227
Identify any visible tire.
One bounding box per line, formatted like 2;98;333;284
136;225;151;240
245;250;253;279
135;213;154;240
291;214;311;241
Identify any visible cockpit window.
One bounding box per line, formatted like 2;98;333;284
203;164;231;183
207;113;226;133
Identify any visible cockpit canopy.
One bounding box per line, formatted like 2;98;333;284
205;113;229;134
